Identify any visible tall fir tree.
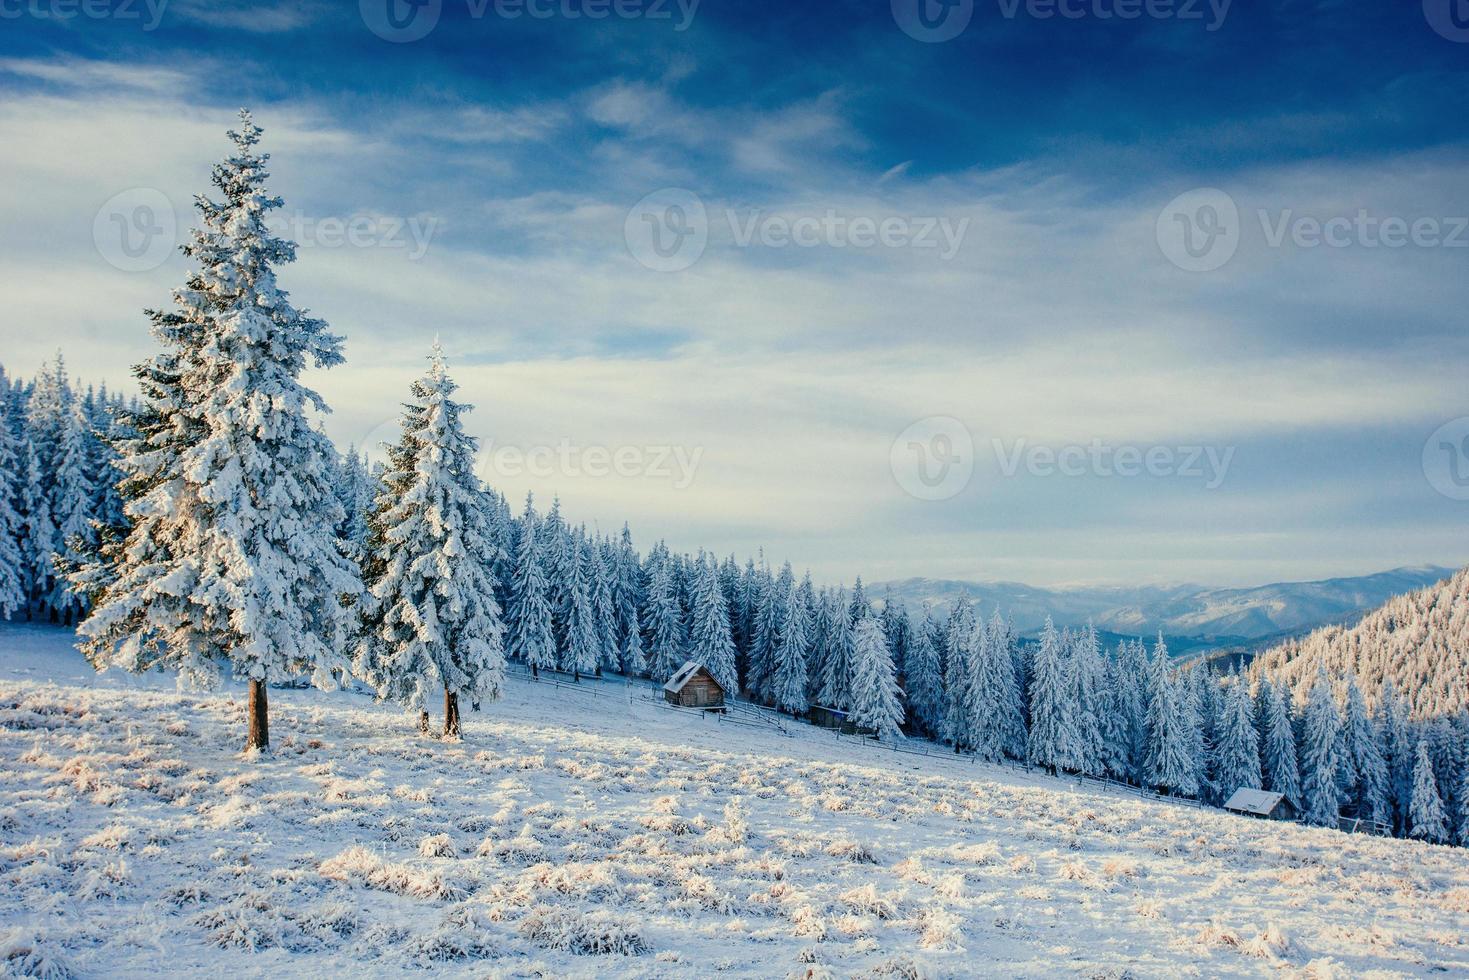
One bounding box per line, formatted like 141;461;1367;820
747;568;783;702
1339;675;1389;823
507;494;556;677
19;441;55;620
1028;618;1081;773
49;400;96;623
848;614;904;742
0;367;26;618
815;587;854;710
1300;667;1344;827
1408;739;1449;844
1145;636;1199;796
644;555;686;681
902;604;945;739
1262;679;1303;809
1069;625;1106;775
687;554;738;694
1377;680;1415;835
966;614;1024;763
614;524;647;675
769;577;809;715
355;345;507;737
559;529;600;680
805;589;835;704
589;538;621;674
942;602;975;747
1117;639;1151;781
76;113;361;751
1214;679;1263;795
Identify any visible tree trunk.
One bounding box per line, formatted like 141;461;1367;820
246;679;270;752
418;710;431;735
531;664;539;679
444;690;461;739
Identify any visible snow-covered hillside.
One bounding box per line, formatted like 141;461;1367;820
3;623;1467;978
1251;567;1469;720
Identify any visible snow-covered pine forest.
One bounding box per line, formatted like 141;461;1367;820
0;114;1466;855
1250;567;1469;721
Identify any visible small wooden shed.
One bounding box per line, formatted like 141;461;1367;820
663;661;725;709
1222;787;1295;821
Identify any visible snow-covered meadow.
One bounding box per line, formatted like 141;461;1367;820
2;622;1467;978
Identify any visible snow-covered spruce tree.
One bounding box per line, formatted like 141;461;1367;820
815;587;854;710
49;400;96;624
747;569;783;702
355;345;506;738
1377;680;1415;835
1028;619;1082;773
1300;667;1344;827
1100;662;1132;780
559;529;600;681
942;602;975;748
0;368;26;618
1408;739;1449;844
19;441;56;621
804;589;834;704
848;614;904;742
590;539;620;675
1339;675;1389;823
506;495;556;677
644;555;686;681
76;112;361;752
614;524;647;675
1262;679;1303;809
687;554;738;694
965;614;1024;763
1069;624;1106;776
1187;666;1215;803
769;577;809;715
335;445;373;557
1214;679;1262;796
1117;639;1150;782
902;604;945;739
1145;636;1199;797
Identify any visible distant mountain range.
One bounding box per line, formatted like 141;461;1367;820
873;565;1457;654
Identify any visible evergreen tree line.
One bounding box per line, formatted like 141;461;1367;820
6;113;1465;848
0;355;131;625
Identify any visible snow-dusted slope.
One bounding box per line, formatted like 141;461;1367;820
1249;567;1469;719
2;623;1467;977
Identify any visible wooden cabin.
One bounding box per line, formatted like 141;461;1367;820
663;661;725;709
1222;787;1296;821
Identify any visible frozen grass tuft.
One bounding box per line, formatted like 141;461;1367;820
319;846;465;901
516;906;649;956
1;927;75;980
418;834;456;858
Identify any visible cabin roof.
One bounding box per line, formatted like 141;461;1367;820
663;660;719;694
1222;787;1286;816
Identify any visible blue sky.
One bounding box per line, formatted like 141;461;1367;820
1;0;1467;588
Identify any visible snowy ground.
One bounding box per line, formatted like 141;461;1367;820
2;622;1467;978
